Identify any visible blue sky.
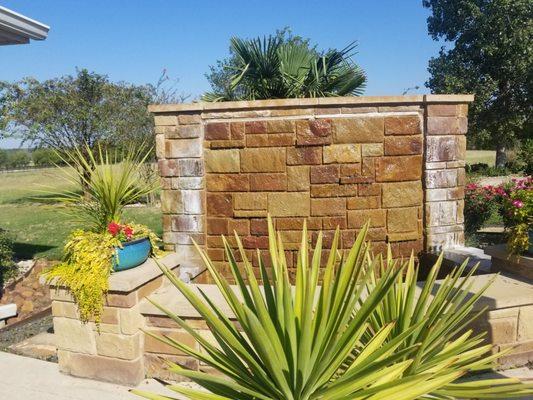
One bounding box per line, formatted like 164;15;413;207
1;0;443;148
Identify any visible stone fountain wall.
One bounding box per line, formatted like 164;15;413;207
151;95;472;278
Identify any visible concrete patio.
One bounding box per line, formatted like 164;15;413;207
0;351;184;400
2;349;533;400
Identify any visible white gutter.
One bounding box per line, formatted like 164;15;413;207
0;6;49;45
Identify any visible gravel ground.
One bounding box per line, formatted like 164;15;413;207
0;312;55;361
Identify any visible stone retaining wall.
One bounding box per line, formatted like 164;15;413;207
50;260;533;385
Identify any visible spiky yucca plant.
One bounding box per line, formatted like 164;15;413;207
134;219;533;400
362;249;533;399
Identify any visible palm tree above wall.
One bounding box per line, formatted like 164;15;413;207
203;33;367;101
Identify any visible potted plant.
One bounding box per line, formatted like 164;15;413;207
43;144;161;323
108;221;152;271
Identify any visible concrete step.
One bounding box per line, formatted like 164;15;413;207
444;245;492;273
8;331;57;361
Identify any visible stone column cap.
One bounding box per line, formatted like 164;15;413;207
42;252;195;293
108;253;181;292
148;94;475;114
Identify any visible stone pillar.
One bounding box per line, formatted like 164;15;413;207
49;255;180;385
153;110;205;261
424;101;468;251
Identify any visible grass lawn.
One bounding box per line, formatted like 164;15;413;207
466;150;496;166
0;168;162;260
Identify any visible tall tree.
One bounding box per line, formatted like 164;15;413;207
423;0;532;167
0;69;188;186
0;69;154;154
203;28;366;101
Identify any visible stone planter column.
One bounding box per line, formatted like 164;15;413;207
48;254;181;385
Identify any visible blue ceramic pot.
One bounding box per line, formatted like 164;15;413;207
112;237;151;272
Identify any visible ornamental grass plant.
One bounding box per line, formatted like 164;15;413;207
51;144;158;232
134;217;533;400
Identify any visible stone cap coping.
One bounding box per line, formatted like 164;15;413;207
139;273;533;319
485;244;533;267
148;94;475;113
42;253;201;293
108;252;181;292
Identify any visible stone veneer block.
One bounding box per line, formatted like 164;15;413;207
323;144;361;164
333;117;384;143
95;332;142;360
54;317;97;354
376;156;423;182
204;149;240;173
241;147;286;172
268;193;310;217
58;350;144;386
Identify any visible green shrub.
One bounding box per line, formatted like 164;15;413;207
134;219;533;400
31;148;63;167
0;229;16;286
500;178;532;254
6;150;30;169
466;163;511;177
0;150;8;169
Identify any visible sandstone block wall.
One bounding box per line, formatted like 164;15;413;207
50;271;167;385
150;95;473;277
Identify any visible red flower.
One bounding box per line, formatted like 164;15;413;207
123;225;134;239
108;221;121;236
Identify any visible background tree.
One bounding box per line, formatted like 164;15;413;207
0;149;7;169
0;69;188;183
423;0;532;167
203;28;366;101
6;150;30;169
31;148;63;167
0;69;154;155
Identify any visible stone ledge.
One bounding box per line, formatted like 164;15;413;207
485;244;533;268
443;246;492;273
139;273;533;319
486;244;533;280
149;95;474;113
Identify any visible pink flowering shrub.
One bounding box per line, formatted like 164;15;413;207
464;183;497;235
464;177;532;250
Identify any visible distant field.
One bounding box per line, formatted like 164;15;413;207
0;168;161;260
466;150;496;166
